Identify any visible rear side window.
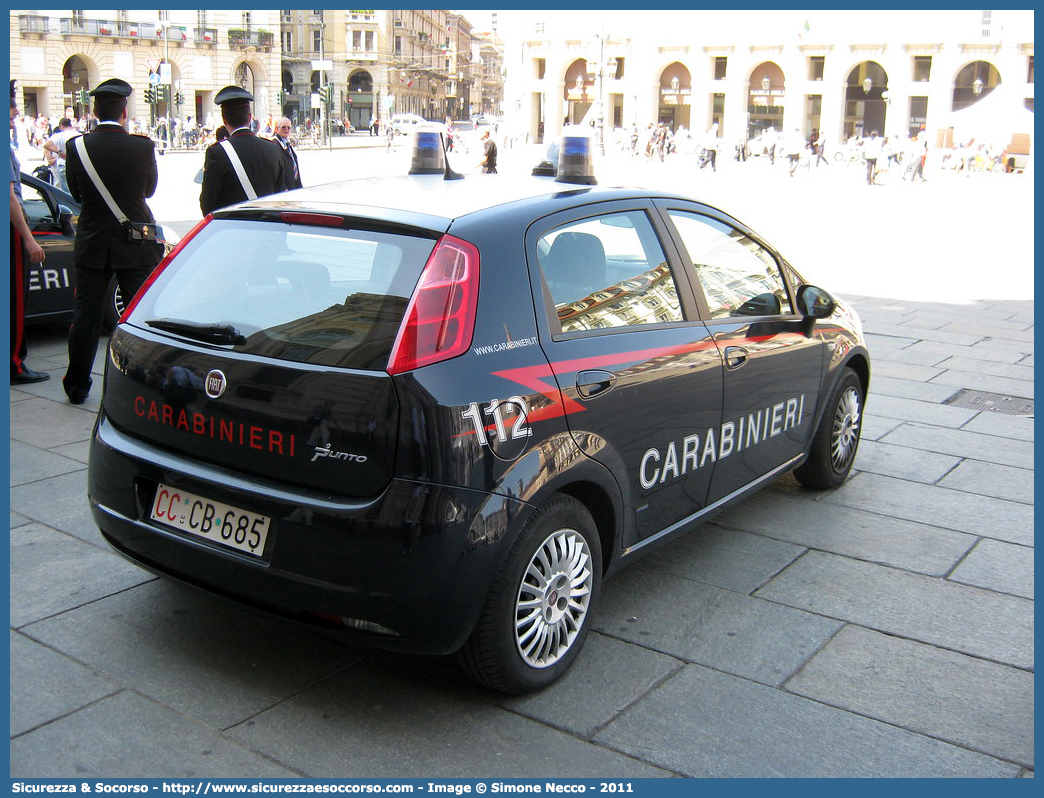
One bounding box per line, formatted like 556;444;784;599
535;210;684;334
127;219;437;370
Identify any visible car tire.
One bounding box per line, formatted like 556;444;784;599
795;367;864;489
458;494;602;694
101;279;125;333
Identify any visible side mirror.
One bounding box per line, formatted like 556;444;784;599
796;284;837;319
58;205;76;238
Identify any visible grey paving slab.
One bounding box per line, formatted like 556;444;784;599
636;522;804;593
854;439;961;484
960;411;1034;442
10;690;299;778
49;439;91;465
713;490;976;576
935;357;1036;382
880;421;1034;469
863;333;917;355
898;340;1028;366
823;472;1033;545
950;539;1034;599
929;369;1034;400
9;469;107;545
10;523;154;628
595;565;841;686
593;664;1019;777
867;375;965;403
859;414;903;441
22;579;366;730
9;395;98;448
969;336;1035;358
864;394;978;427
938;459;1034;504
861;323;984;346
939;321;1034;342
227;660;671;778
9;439;86;487
11;510;32;528
494;632;683;738
755;551;1034;669
787;626;1034;767
866;360;945;383
10;630;121;737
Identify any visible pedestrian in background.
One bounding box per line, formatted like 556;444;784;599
479;128;498;173
43;117;75;191
862;130;883;185
700;123;719;171
273;117;302;190
199;86;286;216
785;128;804;176
62;78;165;404
10;82;50;384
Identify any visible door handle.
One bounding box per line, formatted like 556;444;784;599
723;346;749;370
576;370;616;399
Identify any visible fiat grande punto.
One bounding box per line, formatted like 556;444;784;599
89;134;869;693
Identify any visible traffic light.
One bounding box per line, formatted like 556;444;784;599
319;84;333;109
174;91;184;106
76;88;89;105
276;89;285;105
144;86;154;104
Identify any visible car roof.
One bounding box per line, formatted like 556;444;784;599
219;174;685;228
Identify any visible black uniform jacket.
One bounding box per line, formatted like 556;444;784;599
199;129;287;215
65;124;162;270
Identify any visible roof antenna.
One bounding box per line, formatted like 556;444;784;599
441;130;464;180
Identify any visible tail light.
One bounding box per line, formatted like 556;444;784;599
386;234;480;375
119;215;212;322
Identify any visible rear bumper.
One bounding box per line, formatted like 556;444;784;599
89;415;527;655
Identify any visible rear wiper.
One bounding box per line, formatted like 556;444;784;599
145;318;248;345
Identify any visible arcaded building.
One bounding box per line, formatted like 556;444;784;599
507;9;1034;145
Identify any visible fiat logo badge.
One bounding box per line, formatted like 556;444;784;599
204;370;227;399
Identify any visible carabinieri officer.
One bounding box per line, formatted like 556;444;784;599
63;77;164;404
199;85;286;215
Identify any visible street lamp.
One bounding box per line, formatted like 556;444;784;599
972;77;984;95
592;32;613;155
863;77;872;94
762;76;771;93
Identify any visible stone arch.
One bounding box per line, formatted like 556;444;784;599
61;55;94;118
657;62;691;131
841;60;889;139
952;60;1002;112
346;69;375;129
232;57;270;118
563;58;591;125
746;61;787;137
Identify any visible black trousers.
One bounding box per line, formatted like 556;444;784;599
64;264;152;395
10;225;30;377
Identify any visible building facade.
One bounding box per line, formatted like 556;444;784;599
11;9;499;134
12;10;283;128
278;10;486;131
507;9;1034;147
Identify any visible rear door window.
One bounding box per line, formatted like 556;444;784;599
535;210;685;334
127;219;437;370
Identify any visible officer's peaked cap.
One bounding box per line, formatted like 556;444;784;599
90;78;133;98
215;85;253;106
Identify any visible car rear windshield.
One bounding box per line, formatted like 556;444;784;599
126;219;437;370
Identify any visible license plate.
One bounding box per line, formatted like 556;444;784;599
150;483;270;557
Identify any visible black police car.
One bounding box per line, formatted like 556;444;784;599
19;170;179;328
88;131;869;693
